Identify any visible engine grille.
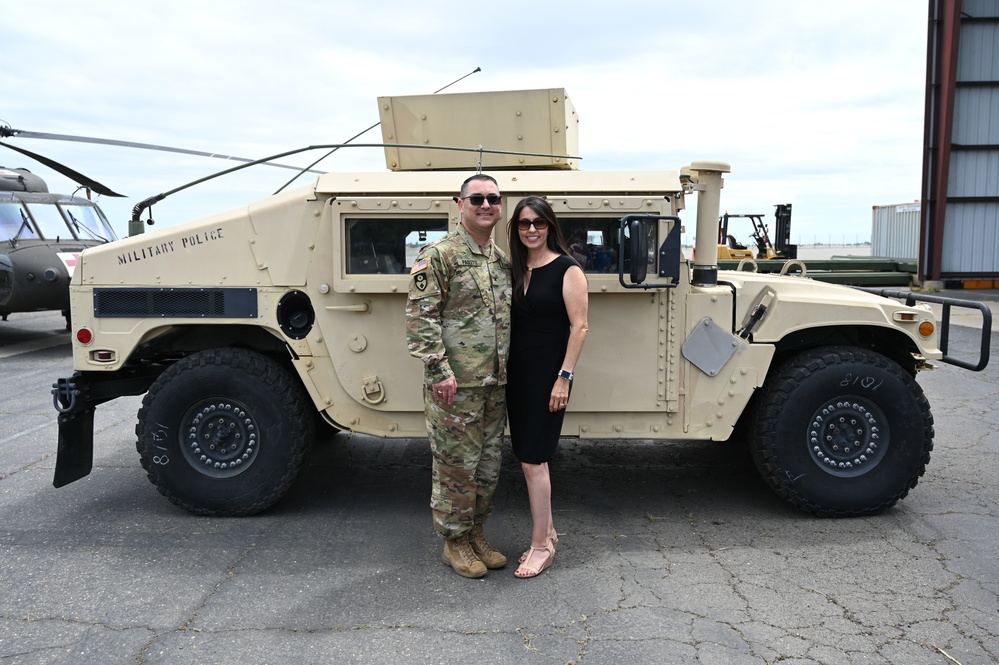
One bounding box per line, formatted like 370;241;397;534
93;288;258;318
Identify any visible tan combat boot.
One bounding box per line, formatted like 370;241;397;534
441;534;487;578
469;523;508;569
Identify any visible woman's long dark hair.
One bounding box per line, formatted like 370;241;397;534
508;196;571;300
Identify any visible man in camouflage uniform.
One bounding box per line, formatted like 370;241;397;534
406;174;512;578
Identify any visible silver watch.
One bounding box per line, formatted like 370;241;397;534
557;369;574;381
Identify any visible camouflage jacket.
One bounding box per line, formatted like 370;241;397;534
406;223;512;387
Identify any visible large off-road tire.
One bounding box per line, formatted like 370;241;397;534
749;346;934;517
313;410;342;440
136;348;313;516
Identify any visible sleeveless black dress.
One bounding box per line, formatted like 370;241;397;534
507;255;575;464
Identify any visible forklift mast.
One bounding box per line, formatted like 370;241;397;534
773;203;796;259
717;204;797;260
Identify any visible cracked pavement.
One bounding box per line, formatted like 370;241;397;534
1;310;996;664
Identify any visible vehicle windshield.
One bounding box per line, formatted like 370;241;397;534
61;203;118;242
24;202;73;240
0;201;38;242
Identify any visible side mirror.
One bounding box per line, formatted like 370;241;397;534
618;214;682;290
629;219;648;283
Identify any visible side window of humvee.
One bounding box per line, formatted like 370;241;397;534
560;217;656;275
344;217;448;275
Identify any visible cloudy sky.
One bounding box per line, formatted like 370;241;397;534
3;1;927;244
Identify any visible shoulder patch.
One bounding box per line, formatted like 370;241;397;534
410;259;427;274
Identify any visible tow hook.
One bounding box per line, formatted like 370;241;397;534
52;377;80;413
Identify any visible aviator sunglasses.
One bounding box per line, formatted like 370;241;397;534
460;193;502;206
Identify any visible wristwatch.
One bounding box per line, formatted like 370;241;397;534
557;369;574;381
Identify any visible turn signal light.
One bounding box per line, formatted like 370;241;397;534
918;320;935;337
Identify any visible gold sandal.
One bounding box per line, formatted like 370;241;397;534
520;533;557;564
514;544;554;578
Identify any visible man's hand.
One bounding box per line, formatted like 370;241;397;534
431;376;458;405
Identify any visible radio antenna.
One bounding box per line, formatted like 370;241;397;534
273;67;482;194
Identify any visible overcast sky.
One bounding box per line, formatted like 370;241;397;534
3;1;927;244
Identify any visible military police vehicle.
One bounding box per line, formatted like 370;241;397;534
51;89;992;518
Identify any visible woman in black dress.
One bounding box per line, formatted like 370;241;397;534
506;196;589;578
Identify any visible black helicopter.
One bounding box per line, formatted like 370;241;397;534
0;165;118;330
0;121;319;330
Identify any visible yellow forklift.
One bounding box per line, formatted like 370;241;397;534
718;203;796;260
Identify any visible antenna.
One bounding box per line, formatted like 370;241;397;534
433;66;481;94
272;67;483;194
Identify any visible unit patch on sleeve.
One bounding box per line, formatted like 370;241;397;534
411;259;428;291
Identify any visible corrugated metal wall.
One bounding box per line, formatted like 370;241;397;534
872;203;921;259
945;2;999;275
942;202;999;270
922;0;999;281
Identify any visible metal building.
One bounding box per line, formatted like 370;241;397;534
922;0;999;287
872;202;921;259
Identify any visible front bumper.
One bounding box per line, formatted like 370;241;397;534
855;287;992;371
51;367;164;487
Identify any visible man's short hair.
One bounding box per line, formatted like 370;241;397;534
460;174;499;198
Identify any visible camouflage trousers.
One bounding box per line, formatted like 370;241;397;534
425;383;506;539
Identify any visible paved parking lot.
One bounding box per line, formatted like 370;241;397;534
1;309;997;664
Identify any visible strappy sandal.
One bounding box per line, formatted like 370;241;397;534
514;544;554;578
520;533;557;564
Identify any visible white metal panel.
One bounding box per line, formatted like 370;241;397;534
871;202;920;259
956;17;999;80
952;87;999;144
947;150;999;196
960;0;999;21
940;202;999;273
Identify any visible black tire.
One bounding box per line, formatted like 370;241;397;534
749;346;934;517
313;410;342;440
136;348;313;516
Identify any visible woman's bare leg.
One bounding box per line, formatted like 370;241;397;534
516;461;555;574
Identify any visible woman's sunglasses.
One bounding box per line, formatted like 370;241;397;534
517;218;549;230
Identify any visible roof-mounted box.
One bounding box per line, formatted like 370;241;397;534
377;88;579;172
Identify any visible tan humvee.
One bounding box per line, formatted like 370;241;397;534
52;89;991;518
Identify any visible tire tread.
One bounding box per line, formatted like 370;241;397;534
749;346;934;517
136;348;312;516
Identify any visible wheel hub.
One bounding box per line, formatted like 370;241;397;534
181;400;257;478
808;399;889;478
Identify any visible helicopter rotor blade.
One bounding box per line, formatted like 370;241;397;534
0;140;126;197
3;129;325;174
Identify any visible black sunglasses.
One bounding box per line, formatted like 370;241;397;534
461;194;502;206
517;217;549;230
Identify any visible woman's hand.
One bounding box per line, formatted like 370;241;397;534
550;378;570;412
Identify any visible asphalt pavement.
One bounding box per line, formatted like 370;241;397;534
1;309;997;665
